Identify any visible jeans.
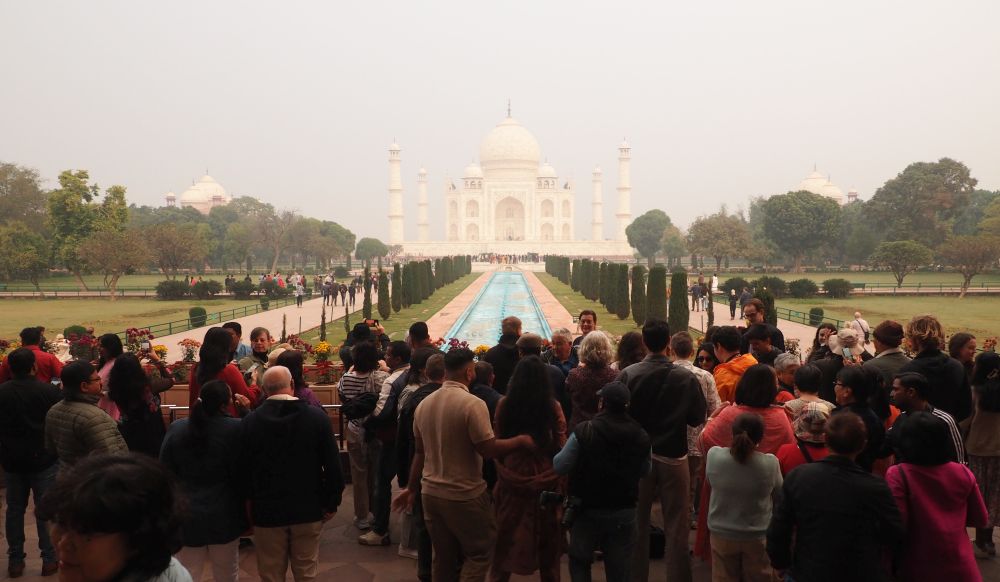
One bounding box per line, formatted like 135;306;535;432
5;464;58;564
568;508;636;582
372;439;398;535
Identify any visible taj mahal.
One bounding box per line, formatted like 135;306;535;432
390;112;635;257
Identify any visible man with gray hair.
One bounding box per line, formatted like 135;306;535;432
239;365;344;582
543;327;578;376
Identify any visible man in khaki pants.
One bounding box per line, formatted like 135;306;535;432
393;348;534;582
240;366;345;581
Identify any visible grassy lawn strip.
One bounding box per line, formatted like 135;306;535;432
535;273;642;337
298;274;479;355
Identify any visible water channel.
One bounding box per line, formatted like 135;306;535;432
444;271;552;347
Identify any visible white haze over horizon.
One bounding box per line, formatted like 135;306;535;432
2;0;998;242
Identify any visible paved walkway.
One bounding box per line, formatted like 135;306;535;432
523;269;575;333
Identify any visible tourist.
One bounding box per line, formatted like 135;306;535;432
886;372;965;463
831;366;885;472
516;332;570;420
967;351;1000;558
275;349;323;407
470;360;502;492
705;413;782;582
45;361;127;469
543;327;578;376
814;329;866;403
783;363;835;419
776;402;831;475
691;281;702;312
695;341;719;374
0;326;62;384
407;322;435;349
554;381;651;582
573;310;597;347
773;353;799;402
340;282;349;305
885;412;987;581
745;323;782;367
766;412;904;581
348;281;356;306
0;348;62;577
900;314;972;422
740;299;785;354
160;380;245;582
862;320;910;387
238;326;273;385
36;453;191;582
712;326;758;403
851;311;871;345
339;322;389;366
221;321;252;361
107;352;173;456
295;280;305;307
392;348;535;582
805;322;837;364
738;287;752;319
238;366;344;582
627;322;707;582
189;327;256;416
484;316;522;393
948;331;977;382
94;333;125;419
610;330;646;372
565;330;618;431
491;356;567;582
728;289;738;320
338;341;388;531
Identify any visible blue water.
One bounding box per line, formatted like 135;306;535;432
445;271;552;347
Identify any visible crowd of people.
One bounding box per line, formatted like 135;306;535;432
0;294;997;582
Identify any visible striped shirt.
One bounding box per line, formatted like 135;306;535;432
338;370;387;440
888;406;966;464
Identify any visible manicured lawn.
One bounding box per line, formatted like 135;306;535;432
713;270;1000;286
0;298;259;339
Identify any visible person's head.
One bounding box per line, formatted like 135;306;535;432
825;411;868;456
696;342;719;373
579;331;614;368
835;366;874;406
98;333;124;363
501;316;522;337
515;333;544;357
350;342;381;374
897;411;953;466
597;381;631;414
729;413;765;464
275;350;306;389
408;322;430;347
197;327;237;385
61;361;100;400
474;360;495;387
221;321;243;342
7;348;35;377
36;453;182;582
444;348;476;386
735;364;778;407
349;323;374;345
550;328;573;360
948;332;977;365
578;310;597;335
669;331;696;361
405;347;437;386
773;353;800;387
854;311;863;319
813;323;837;351
640;318;671;354
906;314;945;353
712;326;742;360
616;331;648;370
261;365;293;396
107;353;149;410
871;320;904;351
499;355;556;446
385;341;412;370
743;298;766;324
745;323;774;354
425;353;446;383
249;327;273;354
194;380;231;417
794;403;830;444
19;326;42;347
890;372;931;412
973;351;1000;393
793;363;822;395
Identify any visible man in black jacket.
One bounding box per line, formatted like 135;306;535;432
484;316;521;394
899;315;972;422
767;411;904;582
0;348;62;577
623;319;707;582
239;366;344;582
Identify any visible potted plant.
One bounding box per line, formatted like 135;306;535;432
171;338;201;383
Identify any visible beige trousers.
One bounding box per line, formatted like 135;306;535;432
709;534;776;582
254;521;324;582
422;492;497;582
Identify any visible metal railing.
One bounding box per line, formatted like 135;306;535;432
772;306;845;330
165;404;346;448
112;297;298;340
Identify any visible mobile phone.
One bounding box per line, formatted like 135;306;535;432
841;347;853;359
141;340;151;351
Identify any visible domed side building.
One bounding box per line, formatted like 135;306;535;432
164;174;232;215
796;168;846;205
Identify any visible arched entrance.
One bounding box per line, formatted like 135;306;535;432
495;197;525;241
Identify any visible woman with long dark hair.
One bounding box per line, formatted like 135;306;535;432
275;349;322;408
96;333;125;419
160;380;246;582
806;323;838;363
611;331;646;372
107;351;173;456
490;355;566;582
948;332;977;382
189;327;255;416
832;365;885;472
697;342;720;374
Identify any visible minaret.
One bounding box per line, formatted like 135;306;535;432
616;139;632;241
591;167;604;241
388;141;404;245
417;168;429;241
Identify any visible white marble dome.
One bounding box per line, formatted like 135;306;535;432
797;170;828;194
174;174;231;214
480;117;542;173
820;181;844;203
464;162;483;178
538;162;557;178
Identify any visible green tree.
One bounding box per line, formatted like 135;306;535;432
80;228;150;300
646;265;668;321
980;197;1000;236
571;259;581;291
377;270;391;319
630;265;647;326
838;200;881;265
868;158;977;247
401;263;413;308
0;221;49;294
356;237;389;264
148;223;210;278
687;209;751;271
660;224;687;268
615;263;630;320
0;163;48;232
668;270;689;333
937;236;1000;298
362;266;373;318
869;240;934;287
953;190;1000;235
761;191;842;272
258;209;297;273
753;289;778;326
626;210;672;267
391;263;402;312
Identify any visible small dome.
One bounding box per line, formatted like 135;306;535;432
165;191;176;199
538;162;557;178
418;167;428;176
479;117;542;173
797;170;828;194
179;185;203;204
464;162;483;178
389;142;400;151
593;166;602;175
820;181;844;203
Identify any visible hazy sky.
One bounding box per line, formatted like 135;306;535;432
3;1;999;241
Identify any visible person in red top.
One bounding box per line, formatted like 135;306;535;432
776;402;831;476
188;327;255;416
0;327;62;383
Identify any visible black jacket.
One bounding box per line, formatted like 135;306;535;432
470;382;502;489
396;382;442;487
628;363;706;458
767;455;904;582
832;403;885;473
0;375;61;473
484;334;519;394
238;398;344;527
900;349;972;422
570;411;650;510
740;323;785;355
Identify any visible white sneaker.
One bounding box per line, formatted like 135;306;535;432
353;515;373;530
398;545;418;559
358;530;390;546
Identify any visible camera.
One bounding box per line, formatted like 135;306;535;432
539;491;583;528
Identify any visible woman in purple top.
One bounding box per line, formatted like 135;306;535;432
275;350;323;408
565;331;618;431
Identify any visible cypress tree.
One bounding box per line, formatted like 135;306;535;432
391;263;402;312
423;261;433;299
616;264;630;320
401;263;412;308
606;264;618;313
668;269;690;334
377;270;390;319
571;259;581;291
599;262;608;306
362;266;373;319
754;289;777;326
631;265;647;326
647;265;668;321
434;258;443;289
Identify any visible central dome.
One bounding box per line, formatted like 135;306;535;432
479;117;542;174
